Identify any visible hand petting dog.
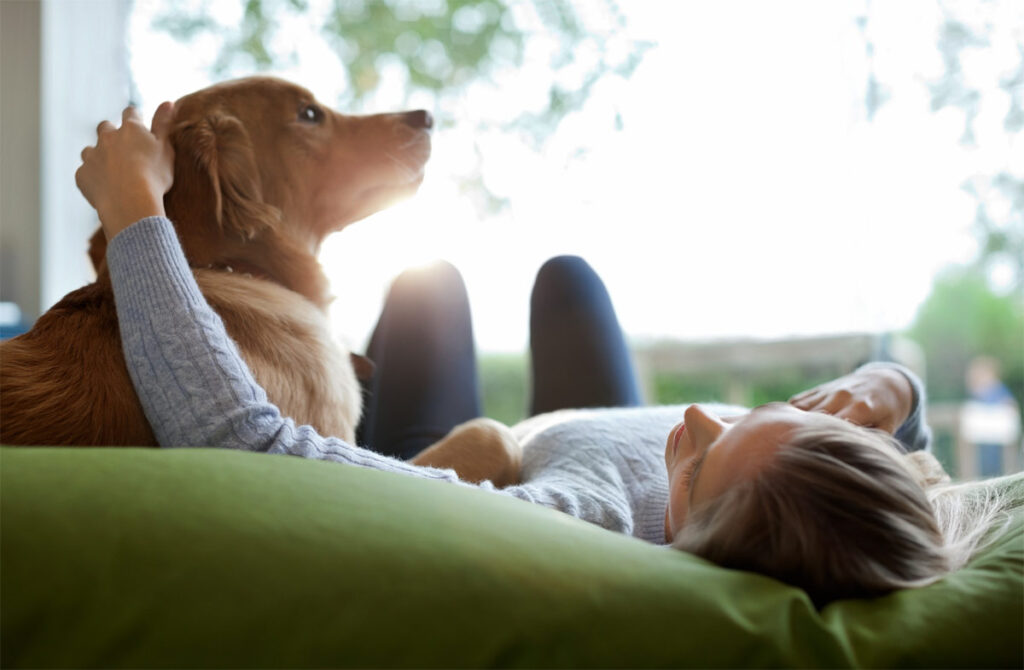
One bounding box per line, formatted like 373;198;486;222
76;102;175;241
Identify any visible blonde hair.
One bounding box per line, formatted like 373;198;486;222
672;422;1008;607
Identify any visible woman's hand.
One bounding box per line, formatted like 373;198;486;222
789;366;914;434
75;102;175;241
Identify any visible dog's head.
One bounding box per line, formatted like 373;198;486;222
89;77;433;302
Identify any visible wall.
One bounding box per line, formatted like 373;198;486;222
1;1;42;321
0;0;131;322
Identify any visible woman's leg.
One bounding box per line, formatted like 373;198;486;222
529;255;642;415
357;262;481;460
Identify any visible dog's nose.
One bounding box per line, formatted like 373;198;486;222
401;110;433;130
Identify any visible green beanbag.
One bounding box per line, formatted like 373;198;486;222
1;446;1021;668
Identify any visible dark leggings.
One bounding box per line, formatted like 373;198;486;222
357;256;642;460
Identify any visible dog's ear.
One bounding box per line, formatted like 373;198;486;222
174;113;280;239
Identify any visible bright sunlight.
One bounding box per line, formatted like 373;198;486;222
128;0;1021;353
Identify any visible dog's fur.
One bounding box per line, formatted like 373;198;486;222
411;417;523;487
0;77;432;446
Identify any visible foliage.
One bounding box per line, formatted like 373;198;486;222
962;170;1024;298
652;373;727;407
860;1;1023;141
653;369;835;409
861;1;1023;295
480;353;842;425
153;0;525;101
863;1;1023;430
906;267;1024;411
479;352;528;425
150;0;650;215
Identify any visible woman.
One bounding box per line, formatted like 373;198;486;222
77;103;1004;606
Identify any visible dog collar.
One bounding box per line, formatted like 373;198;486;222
196;262;273;282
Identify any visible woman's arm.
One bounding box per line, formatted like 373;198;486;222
78;105;469;483
76;104;175;239
107;216;468;483
790;362;932;452
106;216;471;482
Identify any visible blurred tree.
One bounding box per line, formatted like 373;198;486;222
860;0;1023;296
861;1;1022;418
150;0;650;215
479;352;528;425
652;369;835;409
907;267;1024;413
962;170;1024;298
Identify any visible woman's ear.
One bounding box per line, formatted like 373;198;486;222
174;113;280;239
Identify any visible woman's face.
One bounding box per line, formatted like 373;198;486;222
663;403;837;542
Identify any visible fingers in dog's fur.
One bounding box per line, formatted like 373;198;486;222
151;101;175;138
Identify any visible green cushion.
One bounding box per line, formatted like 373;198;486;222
2;447;1021;668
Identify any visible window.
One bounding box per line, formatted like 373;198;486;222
128;0;1021;355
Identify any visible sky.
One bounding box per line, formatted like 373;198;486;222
128;0;1022;353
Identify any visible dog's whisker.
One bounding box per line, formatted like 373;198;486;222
383;151;418;181
396;136;426;151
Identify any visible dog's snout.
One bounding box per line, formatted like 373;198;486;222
401;110;433;130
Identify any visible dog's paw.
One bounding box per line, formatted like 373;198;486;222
411;418;523;487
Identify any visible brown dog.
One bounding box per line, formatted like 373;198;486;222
0;77;432;446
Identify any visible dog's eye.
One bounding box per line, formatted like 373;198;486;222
298;104;324;124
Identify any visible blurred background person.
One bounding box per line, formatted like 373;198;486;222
963;356;1021;477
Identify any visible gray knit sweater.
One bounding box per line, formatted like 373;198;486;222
107;217;931;546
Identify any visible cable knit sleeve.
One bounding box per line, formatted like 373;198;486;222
105;216;473;484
